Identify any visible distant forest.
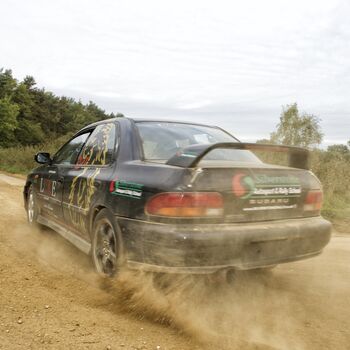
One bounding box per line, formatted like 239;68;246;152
0;68;123;148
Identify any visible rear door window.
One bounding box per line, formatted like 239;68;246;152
77;123;116;166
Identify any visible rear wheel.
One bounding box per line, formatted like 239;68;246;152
91;209;124;277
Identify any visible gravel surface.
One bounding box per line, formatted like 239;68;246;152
0;174;349;350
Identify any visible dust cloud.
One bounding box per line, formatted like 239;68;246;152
8;219;303;350
11;223;101;286
108;269;304;350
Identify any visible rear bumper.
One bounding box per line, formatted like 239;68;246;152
119;216;332;274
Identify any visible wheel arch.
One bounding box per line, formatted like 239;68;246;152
89;203;123;234
23;180;33;210
89;204;106;236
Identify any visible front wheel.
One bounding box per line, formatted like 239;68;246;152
91;209;124;278
27;185;39;225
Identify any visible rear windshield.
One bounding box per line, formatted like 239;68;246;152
136;122;262;164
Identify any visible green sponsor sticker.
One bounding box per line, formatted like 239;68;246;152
111;180;143;199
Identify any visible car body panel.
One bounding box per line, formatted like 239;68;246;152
119;216;331;273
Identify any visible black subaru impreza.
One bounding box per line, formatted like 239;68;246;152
24;118;331;277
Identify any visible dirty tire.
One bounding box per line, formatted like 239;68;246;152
91;209;124;278
27;185;40;226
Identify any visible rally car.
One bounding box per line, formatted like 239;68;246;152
24;118;332;277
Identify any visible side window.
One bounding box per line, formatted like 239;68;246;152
53;132;90;165
77;123;116;166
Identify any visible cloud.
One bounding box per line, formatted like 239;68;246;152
1;0;349;144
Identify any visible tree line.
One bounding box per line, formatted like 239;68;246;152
1;68;348;155
0;68;123;148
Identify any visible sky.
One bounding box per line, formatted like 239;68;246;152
1;0;349;145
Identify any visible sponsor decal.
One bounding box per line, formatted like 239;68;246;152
249;198;290;205
39;178;57;197
253;187;301;196
51;181;57;197
110;180;143;199
243;204;297;211
40;178;45;193
254;174;299;185
232;173;255;199
232;172;302;209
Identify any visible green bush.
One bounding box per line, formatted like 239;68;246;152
310;150;350;222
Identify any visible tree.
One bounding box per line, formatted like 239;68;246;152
15;119;45;145
0;97;19;146
325;143;350;162
0;68;123;148
327;144;349;155
22;75;36;89
110;112;125;118
0;69;17;98
256;138;274;144
270;103;323;148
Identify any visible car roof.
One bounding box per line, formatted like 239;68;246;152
129;118;218;128
78;117;239;142
81;117;221;130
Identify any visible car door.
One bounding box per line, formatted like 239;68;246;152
35;164;58;219
46;131;92;224
61;122;117;241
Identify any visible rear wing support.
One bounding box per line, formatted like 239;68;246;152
166;142;310;170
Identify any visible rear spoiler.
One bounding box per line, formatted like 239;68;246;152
166;142;310;170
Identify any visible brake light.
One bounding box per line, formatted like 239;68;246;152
145;192;224;217
109;180;116;192
304;190;323;212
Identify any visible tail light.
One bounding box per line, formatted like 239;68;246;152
145;192;224;218
304;190;323;212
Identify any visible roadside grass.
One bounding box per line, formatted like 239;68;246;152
0;134;70;175
0;142;349;231
0;145;42;174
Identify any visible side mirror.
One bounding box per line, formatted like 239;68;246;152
34;152;52;164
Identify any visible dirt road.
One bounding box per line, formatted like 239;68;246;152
0;174;349;350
